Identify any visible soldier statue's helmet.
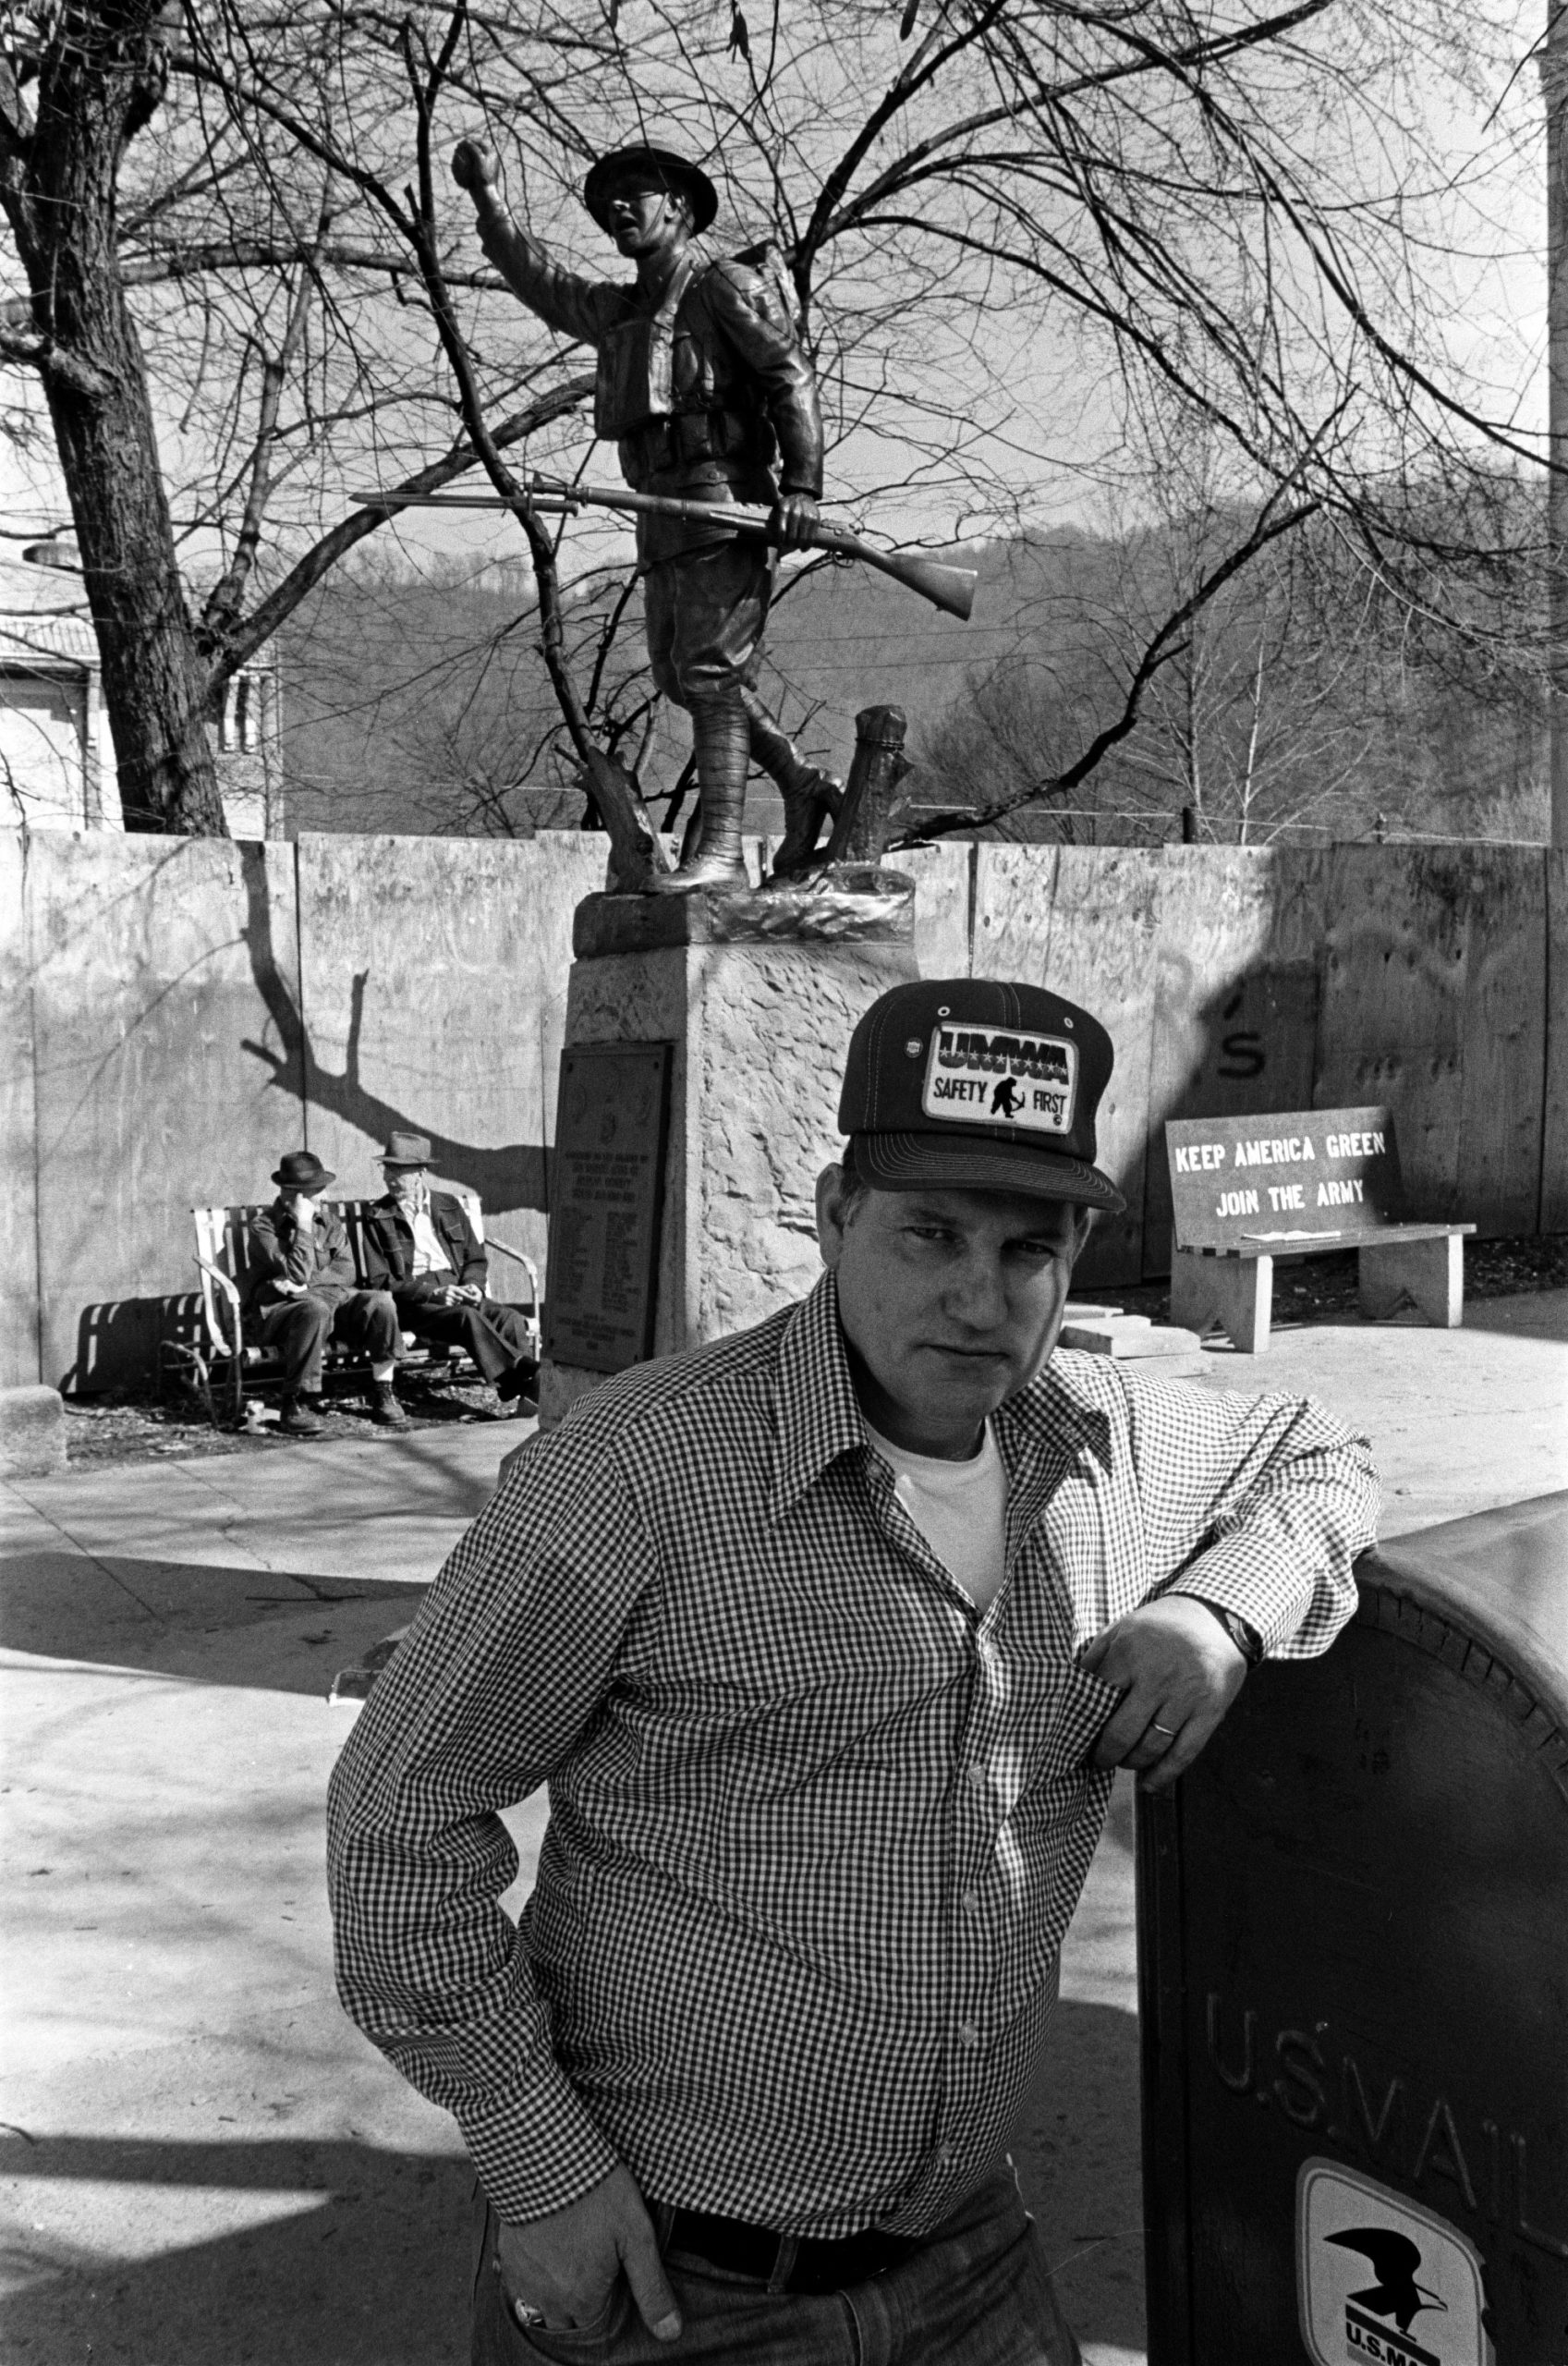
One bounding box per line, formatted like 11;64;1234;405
583;145;718;237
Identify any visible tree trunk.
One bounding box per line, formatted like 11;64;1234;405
7;5;225;835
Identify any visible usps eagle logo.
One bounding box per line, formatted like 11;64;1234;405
921;1024;1078;1137
1296;2160;1492;2366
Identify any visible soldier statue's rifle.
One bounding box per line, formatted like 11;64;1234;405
350;480;978;622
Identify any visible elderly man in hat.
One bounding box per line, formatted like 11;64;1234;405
329;980;1378;2363
245;1152;407;1433
451;134;839;890
363;1132;539;1412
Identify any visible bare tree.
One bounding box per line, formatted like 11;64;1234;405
907;457;1550;848
0;0;1544;841
284;548;667;840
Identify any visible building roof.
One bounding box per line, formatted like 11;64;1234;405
0;558;275;678
0;611;99;672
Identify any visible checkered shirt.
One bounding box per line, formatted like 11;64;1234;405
327;1274;1377;2235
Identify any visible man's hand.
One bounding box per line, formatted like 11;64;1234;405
769;492;819;553
1082;1594;1249;1793
271;1278;308;1299
495;2165;680;2341
452;139;501;212
454;1283;483;1305
286;1192;316;1227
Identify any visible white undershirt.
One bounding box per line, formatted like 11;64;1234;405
408;1206;451;1277
864;1417;1010;1615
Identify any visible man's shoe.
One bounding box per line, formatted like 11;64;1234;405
277;1396;322;1437
494;1360;538;1403
369;1381;409;1429
488;1395;535;1421
651;848;748;894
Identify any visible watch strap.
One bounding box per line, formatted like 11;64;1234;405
1191;1597;1264;1666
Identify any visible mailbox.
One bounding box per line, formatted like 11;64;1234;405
1137;1492;1568;2365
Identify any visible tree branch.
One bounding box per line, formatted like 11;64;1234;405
0;241;508;328
387;4;663;888
201;181;332;648
206;367;595;687
0;326;112;395
893;497;1321;846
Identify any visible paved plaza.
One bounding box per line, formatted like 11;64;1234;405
3;1294;1564;2364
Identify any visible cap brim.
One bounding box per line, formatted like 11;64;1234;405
855;1131;1125;1215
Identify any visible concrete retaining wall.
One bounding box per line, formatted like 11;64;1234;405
1;832;1559;1389
2;831;603;1391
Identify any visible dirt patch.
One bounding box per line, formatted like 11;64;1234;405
62;1367;530;1469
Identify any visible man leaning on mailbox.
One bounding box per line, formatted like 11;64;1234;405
328;979;1379;2366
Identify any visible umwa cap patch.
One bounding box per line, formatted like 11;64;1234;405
922;1023;1078;1136
836;978;1126;1213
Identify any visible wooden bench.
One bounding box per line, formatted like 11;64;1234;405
189;1194;541;1422
1165;1105;1474;1354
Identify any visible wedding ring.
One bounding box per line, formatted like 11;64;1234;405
1149;1720;1176;1738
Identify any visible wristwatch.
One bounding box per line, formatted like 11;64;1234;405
1191;1598;1264;1667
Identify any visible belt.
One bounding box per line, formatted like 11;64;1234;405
663;2204;924;2298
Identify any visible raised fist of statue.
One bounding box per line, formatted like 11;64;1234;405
451;139;500;197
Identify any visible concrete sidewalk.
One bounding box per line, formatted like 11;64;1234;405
3;1299;1564;2365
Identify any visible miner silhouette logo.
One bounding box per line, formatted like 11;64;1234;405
991;1077;1024;1120
1325;2229;1448;2336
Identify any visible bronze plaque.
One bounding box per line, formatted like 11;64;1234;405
543;1042;672;1373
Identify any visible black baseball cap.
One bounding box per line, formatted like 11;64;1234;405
837;978;1125;1213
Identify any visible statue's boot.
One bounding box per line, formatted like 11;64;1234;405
653;700;750;894
742;693;844;878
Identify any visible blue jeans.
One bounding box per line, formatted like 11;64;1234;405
470;2172;1084;2366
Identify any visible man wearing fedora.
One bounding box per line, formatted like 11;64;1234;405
363;1133;539;1411
450;135;840;889
330;980;1377;2363
246;1152;407;1434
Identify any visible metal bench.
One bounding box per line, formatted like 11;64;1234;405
189;1193;541;1422
1165;1104;1474;1354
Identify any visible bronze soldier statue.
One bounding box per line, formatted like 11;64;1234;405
452;138;842;893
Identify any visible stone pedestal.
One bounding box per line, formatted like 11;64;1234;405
538;871;918;1428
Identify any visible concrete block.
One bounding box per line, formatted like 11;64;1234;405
1060;1316;1202;1360
0;1384;67;1476
1358;1231;1464;1327
1170;1250;1275;1354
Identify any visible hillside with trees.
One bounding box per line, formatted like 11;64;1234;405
282;490;1547;848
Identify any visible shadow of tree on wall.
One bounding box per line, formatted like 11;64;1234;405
237;844;549;1218
1140;961;1322;1278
